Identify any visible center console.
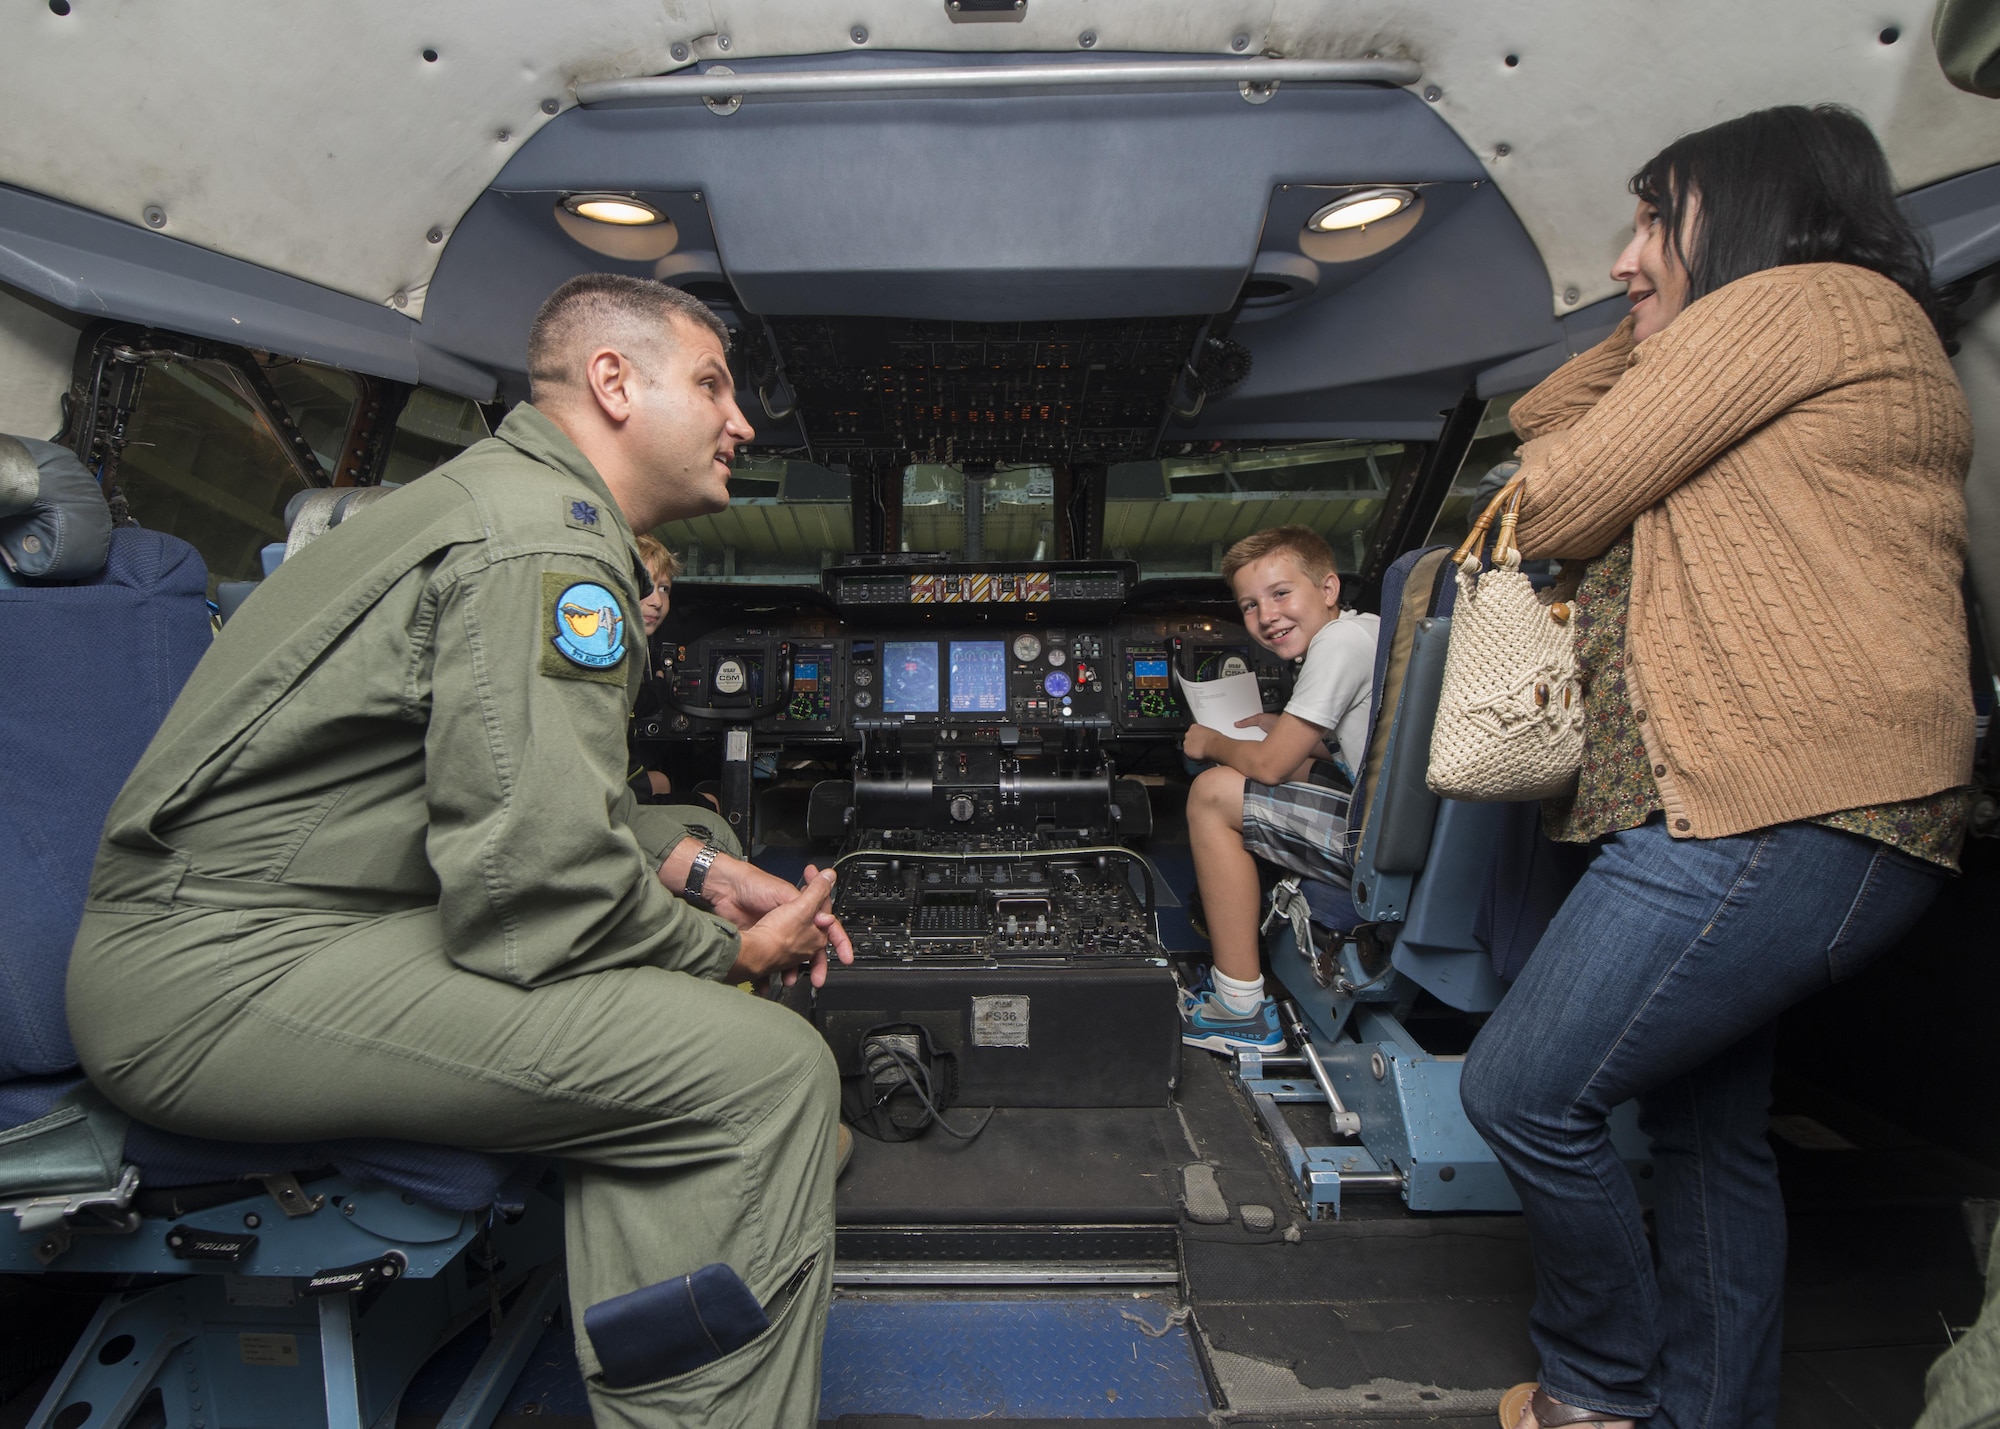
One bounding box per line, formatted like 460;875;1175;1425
642;560;1295;1109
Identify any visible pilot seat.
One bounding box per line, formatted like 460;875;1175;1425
1240;542;1652;1217
0;447;563;1429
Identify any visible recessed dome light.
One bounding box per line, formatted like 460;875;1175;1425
1306;188;1417;233
562;194;667;226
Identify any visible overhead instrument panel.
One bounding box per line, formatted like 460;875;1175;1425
766;317;1206;469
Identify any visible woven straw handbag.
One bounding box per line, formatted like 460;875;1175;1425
1425;476;1584;802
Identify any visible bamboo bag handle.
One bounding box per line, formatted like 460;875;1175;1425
1449;474;1528;570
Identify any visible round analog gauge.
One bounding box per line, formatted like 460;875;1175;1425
852;666;874;686
1047;647;1067;666
1012;633;1042;664
1044;671;1072;699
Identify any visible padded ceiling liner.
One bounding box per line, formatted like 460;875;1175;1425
492;74;1483;322
3;0;1996;324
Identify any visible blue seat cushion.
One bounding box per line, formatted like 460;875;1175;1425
1298;879;1362;934
0;1074;524;1213
0;528;212;1079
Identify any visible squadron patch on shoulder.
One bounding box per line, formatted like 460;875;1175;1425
565;498;602;533
540;572;630;686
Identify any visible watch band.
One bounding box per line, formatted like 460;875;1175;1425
682;839;720;909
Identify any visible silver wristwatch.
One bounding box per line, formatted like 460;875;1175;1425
682;838;720;910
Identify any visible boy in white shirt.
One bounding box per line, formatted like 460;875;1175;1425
1179;526;1380;1053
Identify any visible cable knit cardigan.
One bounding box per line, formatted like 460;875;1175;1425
1511;262;1974;840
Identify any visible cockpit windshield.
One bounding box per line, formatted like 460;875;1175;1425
1109;440;1404;577
662;438;1408;584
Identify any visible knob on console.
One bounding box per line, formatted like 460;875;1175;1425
949;794;976;822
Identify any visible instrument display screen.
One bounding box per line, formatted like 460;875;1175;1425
1131;656;1171;689
881;641;941;714
792;660;819;691
949;641;1008;713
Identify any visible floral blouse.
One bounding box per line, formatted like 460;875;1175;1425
1542;536;1972;870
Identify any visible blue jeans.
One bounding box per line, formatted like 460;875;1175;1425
1460;817;1946;1427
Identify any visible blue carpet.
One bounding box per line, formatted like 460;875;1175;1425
401;1295;1210;1422
819;1298;1210;1420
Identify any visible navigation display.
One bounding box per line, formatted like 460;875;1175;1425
881;641;940;714
1132;656;1171;688
949;641;1008;713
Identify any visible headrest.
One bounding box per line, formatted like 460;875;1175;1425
0;435;112;581
283;485;398;560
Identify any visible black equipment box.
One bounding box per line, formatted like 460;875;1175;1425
808;963;1180;1109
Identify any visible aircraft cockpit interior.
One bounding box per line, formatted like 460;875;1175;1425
3;6;2000;1428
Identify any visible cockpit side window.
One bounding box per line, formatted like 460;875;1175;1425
1424;392;1525;553
116;356;329;595
382;388;491;484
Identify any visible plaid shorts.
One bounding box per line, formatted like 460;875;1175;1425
1240;776;1355;888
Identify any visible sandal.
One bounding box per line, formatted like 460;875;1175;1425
1497;1382;1636;1428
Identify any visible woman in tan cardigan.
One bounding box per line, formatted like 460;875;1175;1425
1458;106;1976;1429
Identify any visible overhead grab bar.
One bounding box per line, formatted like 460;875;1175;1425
576;56;1422;107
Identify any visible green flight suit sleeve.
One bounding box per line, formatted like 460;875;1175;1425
422;548;740;986
623;798;742;862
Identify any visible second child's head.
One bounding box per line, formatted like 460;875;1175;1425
636;534;682;636
1222;527;1342;661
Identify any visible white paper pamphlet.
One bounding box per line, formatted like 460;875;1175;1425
1174;668;1266;741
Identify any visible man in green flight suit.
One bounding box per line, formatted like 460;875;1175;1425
67;274;849;1427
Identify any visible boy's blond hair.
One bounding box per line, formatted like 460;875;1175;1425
1221;526;1336;586
636;534;683;585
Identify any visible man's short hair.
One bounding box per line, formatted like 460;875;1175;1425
1222;526;1337;586
635;532;683;584
526;273;729;404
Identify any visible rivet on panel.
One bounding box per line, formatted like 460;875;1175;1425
671;41;690;61
1494;142;1511;157
422;48;438;62
427;226;444;244
391;291;409;309
496;129;510;143
1232;34;1249;51
1078;30;1096;47
142;205;166;229
541;97;560;115
1422;84;1441;101
851;24;868;43
1563;287;1580;305
717;33;731;50
1504;53;1519;67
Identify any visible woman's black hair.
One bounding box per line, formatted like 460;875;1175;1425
1631;104;1942;334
